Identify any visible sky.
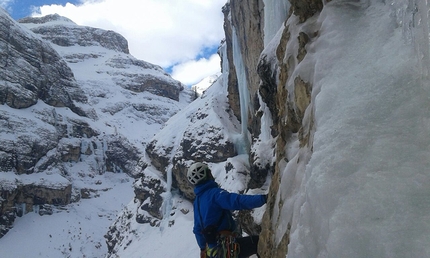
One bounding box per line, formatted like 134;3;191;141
0;0;226;86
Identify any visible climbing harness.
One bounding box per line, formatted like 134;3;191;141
206;231;240;258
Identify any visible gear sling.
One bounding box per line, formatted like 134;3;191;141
196;196;240;258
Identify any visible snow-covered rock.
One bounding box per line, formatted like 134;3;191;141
146;73;241;199
0;12;86;113
191;73;220;96
0;9;191;239
19;13;184;102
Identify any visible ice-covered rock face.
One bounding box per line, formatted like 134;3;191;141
257;1;430;258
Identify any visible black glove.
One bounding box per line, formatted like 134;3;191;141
263;194;268;203
200;249;206;258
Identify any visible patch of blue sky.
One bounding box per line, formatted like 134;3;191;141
164;45;219;74
6;0;81;20
164;66;174;74
196;45;219;60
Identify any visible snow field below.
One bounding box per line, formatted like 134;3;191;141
0;173;134;258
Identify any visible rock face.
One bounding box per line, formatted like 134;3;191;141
0;13;92;237
0;9;190;239
189;1;322;256
223;0;272;189
229;0;264;121
0;178;71;237
0;13;86;114
19;14;130;54
249;0;322;256
222;0;265;131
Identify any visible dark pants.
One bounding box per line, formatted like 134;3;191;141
236;235;260;258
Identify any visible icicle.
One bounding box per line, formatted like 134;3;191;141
80;139;89;163
220;41;229;77
414;0;430;79
66;119;72;137
15;203;26;217
232;26;251;155
160;130;187;232
390;0;430;79
33;205;40;214
160;164;173;232
101;137;107;173
263;0;290;46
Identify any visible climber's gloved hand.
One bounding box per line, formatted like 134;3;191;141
200;248;207;258
263;194;268;203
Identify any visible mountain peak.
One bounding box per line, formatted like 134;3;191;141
18;13;76;26
19;14;130;54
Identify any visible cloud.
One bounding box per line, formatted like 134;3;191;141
170;54;221;86
32;0;226;69
0;0;13;11
0;0;12;7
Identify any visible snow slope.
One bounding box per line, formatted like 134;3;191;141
0;173;134;258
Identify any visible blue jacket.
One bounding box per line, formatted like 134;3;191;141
192;180;266;250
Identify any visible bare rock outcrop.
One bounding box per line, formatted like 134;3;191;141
0;176;71;238
0;12;87;115
19;14;129;54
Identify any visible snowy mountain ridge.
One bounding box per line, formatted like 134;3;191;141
191;73;221;96
0;9;192;256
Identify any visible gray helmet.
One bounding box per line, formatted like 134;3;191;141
187;162;209;185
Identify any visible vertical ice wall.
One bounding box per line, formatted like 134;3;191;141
220;39;229;78
285;1;430;257
262;0;290;46
232;26;251;155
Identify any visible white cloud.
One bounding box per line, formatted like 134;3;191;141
0;0;12;6
171;54;221;86
32;0;226;71
0;0;13;11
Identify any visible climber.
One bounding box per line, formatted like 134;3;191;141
187;162;267;258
